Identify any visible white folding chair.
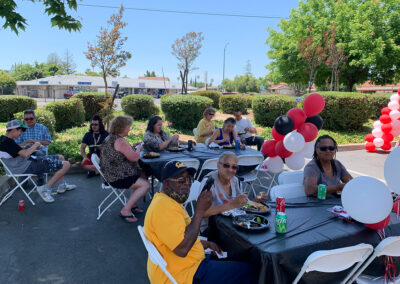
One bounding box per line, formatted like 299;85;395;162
253;165;278;198
137;226;177;284
92;154;128;220
347;236;400;284
196;158;219;181
193;128;197;135
184;180;202;217
0;151;37;206
269;183;306;201
278;171;304;185
293;243;374;284
237;154;265;198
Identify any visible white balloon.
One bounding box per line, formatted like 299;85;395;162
373;137;384;147
390;93;399;102
283;131;305;152
391;128;400;137
390;110;400;121
285;153;305;170
265;157;284;174
372;128;383;138
384;147;400;194
299;141;315;159
373;120;382;129
388;101;399;111
392;120;400;130
341;176;393;223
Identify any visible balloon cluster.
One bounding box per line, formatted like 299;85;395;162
341;147;400;230
365;89;400;152
261;93;325;173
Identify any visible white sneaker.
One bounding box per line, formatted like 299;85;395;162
37;185;55;203
57;183;77;193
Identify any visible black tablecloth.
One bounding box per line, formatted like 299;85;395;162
209;196;400;284
140;146;262;180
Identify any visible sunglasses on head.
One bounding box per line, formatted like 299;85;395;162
318;146;336;152
24;118;34;121
221;162;239;171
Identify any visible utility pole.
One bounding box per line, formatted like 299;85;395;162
222;42;229;93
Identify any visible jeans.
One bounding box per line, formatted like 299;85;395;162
193;255;257;284
244;136;264;151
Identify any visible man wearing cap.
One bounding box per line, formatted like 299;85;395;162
0;120;76;203
144;161;255;284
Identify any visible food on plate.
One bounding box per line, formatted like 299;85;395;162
143;152;160;158
234;214;268;230
242;201;268;212
168;146;185;151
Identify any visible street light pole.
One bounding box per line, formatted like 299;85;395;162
222;42;229;93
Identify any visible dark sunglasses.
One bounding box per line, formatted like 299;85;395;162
221;163;239;171
318;146;336;152
169;177;194;184
24;118;34;121
208;113;215;116
91;123;99;126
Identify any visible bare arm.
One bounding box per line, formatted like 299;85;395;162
18;142;41;158
203;194;247;217
80;143;88;160
114;138;141;162
207;130;220;145
341;173;353;183
304;176;344;196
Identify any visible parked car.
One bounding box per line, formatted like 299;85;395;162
64;92;74;99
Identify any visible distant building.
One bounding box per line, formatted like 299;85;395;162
196;86;218;91
15;75;196;99
356;81;400;93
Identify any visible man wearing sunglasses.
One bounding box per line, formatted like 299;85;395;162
144;160;255;284
15;109;52;156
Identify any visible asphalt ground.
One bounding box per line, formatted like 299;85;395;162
0;149;391;283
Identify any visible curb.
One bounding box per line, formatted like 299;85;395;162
338;141;397;152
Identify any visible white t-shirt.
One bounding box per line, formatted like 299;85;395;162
234;117;254;139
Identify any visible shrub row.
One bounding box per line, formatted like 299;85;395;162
219;95;247;114
74;92;109;120
14;109;56;137
45;99;85;131
253;95;297;126
364;93;392;120
0;95;37;122
191;90;221;108
121;95;159;120
161;95;213;129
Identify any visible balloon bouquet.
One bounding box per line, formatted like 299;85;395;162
365;89;400;152
261;93;325;173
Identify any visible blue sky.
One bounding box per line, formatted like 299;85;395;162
0;0;299;85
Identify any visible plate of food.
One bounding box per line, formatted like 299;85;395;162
241;201;270;214
143;152;160;159
222;144;235;149
233;214;269;231
167;147;185;152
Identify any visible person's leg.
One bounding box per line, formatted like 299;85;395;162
254;136;265;151
47;161;70;187
120;177;150;222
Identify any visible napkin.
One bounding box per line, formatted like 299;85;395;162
208;142;221;148
204;248;228;259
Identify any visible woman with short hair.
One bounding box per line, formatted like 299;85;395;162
194;107;216;143
208;117;243;148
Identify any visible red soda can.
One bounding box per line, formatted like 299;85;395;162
18;200;25;211
276;196;285;213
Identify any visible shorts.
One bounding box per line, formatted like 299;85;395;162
110;175;140;189
81;153;94;166
24;155;64;175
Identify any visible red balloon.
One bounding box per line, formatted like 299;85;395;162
275;140;293;158
398;88;400;95
382;133;394;143
271;127;285;141
381;142;392;151
365;142;376;152
365;133;375;142
381;107;391;115
365;215;391;230
381;123;392;134
380;114;391;124
261;140;277;157
297;123;318;142
287;108;307;130
393;199;400;216
303;93;325;117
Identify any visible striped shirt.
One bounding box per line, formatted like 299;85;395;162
15;123;52;152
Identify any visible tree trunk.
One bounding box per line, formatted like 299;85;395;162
180;70;185;94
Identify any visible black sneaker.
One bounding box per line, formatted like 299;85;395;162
87;171;96;178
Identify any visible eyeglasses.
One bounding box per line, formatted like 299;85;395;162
208;113;215;116
318;146;336;152
91;123;99;126
24;118;34;121
220;163;239;171
169;176;194;184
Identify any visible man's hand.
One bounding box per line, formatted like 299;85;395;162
195;190;212;216
201;240;222;254
231;194;248;208
33;142;42;150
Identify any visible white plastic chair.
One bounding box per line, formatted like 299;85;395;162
91;154;128;220
237;154;264;198
269;183;306;201
196;158;219;181
137;226;177;284
0;151;37;206
193;128;197;135
347;236;400;284
278;171;304;185
183;180;202;217
292;243;374;284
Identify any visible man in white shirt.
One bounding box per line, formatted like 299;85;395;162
233;109;264;151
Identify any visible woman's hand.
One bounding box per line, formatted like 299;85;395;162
171;134;179;141
231;194;248;209
240;143;246;149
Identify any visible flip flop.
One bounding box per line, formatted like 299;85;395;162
119;213;138;223
131;206;144;214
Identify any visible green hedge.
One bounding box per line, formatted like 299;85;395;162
219;95;247;114
74;92;109;120
191;90;221;108
121;95;159;120
45;99;85;131
242;94;254;108
14;109;56;137
253;95;297;126
364;93;392;120
0;95;37;122
161;95;213;129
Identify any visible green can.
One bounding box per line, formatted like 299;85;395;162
318;184;327;200
275;212;287;233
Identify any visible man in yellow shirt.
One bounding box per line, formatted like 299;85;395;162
144;161;256;284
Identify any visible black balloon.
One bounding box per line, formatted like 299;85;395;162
274;115;294;135
305;115;323;130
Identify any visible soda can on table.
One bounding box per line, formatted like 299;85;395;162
18;200;25;211
275;212;287;233
188;140;193;151
317;184;327;200
276;196;285;213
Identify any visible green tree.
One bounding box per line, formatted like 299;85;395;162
0;70;16;94
1;0;82;34
144;70;156;77
235;73;260;93
11;63;45;81
63;49;76;74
